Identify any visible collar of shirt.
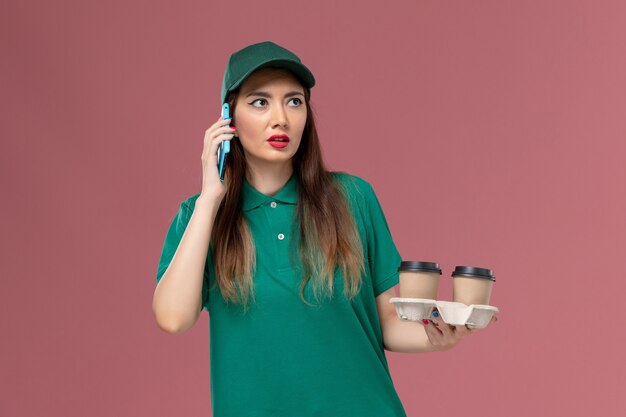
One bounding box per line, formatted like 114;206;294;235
241;173;298;212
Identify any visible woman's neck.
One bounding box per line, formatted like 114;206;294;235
245;161;293;196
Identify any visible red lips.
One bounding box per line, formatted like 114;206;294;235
267;134;290;142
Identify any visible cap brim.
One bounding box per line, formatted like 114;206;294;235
228;59;315;96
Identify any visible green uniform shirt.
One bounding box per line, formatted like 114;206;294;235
156;172;406;417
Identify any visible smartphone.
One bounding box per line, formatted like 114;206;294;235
217;103;231;182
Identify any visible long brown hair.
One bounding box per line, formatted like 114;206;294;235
210;70;365;312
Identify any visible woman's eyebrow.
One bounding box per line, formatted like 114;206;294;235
245;90;305;98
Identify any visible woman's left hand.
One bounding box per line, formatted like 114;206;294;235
423;312;497;351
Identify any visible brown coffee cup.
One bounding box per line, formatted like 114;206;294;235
398;261;442;299
451;266;495;305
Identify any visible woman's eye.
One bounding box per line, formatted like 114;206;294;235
249;98;302;108
250;99;267;107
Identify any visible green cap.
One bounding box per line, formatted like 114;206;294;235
221;41;316;104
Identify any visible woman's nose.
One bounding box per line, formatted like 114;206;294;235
270;105;288;128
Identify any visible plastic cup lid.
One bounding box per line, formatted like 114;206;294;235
398;261;442;274
451;266;496;281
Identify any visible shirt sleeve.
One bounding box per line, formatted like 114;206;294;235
362;181;403;297
155;198;211;313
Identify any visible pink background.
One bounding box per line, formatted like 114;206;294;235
2;1;625;416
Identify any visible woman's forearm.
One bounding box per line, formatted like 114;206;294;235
152;195;219;334
383;317;449;353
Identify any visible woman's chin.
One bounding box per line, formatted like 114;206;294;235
245;151;296;165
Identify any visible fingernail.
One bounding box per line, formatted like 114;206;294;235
432;311;439;317
230;126;236;130
422;319;429;325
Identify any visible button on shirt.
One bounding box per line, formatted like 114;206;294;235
156;172;405;417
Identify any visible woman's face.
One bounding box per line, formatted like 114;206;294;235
233;67;307;168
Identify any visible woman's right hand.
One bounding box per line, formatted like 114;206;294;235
200;116;236;202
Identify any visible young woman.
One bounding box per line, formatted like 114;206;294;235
152;41;486;417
